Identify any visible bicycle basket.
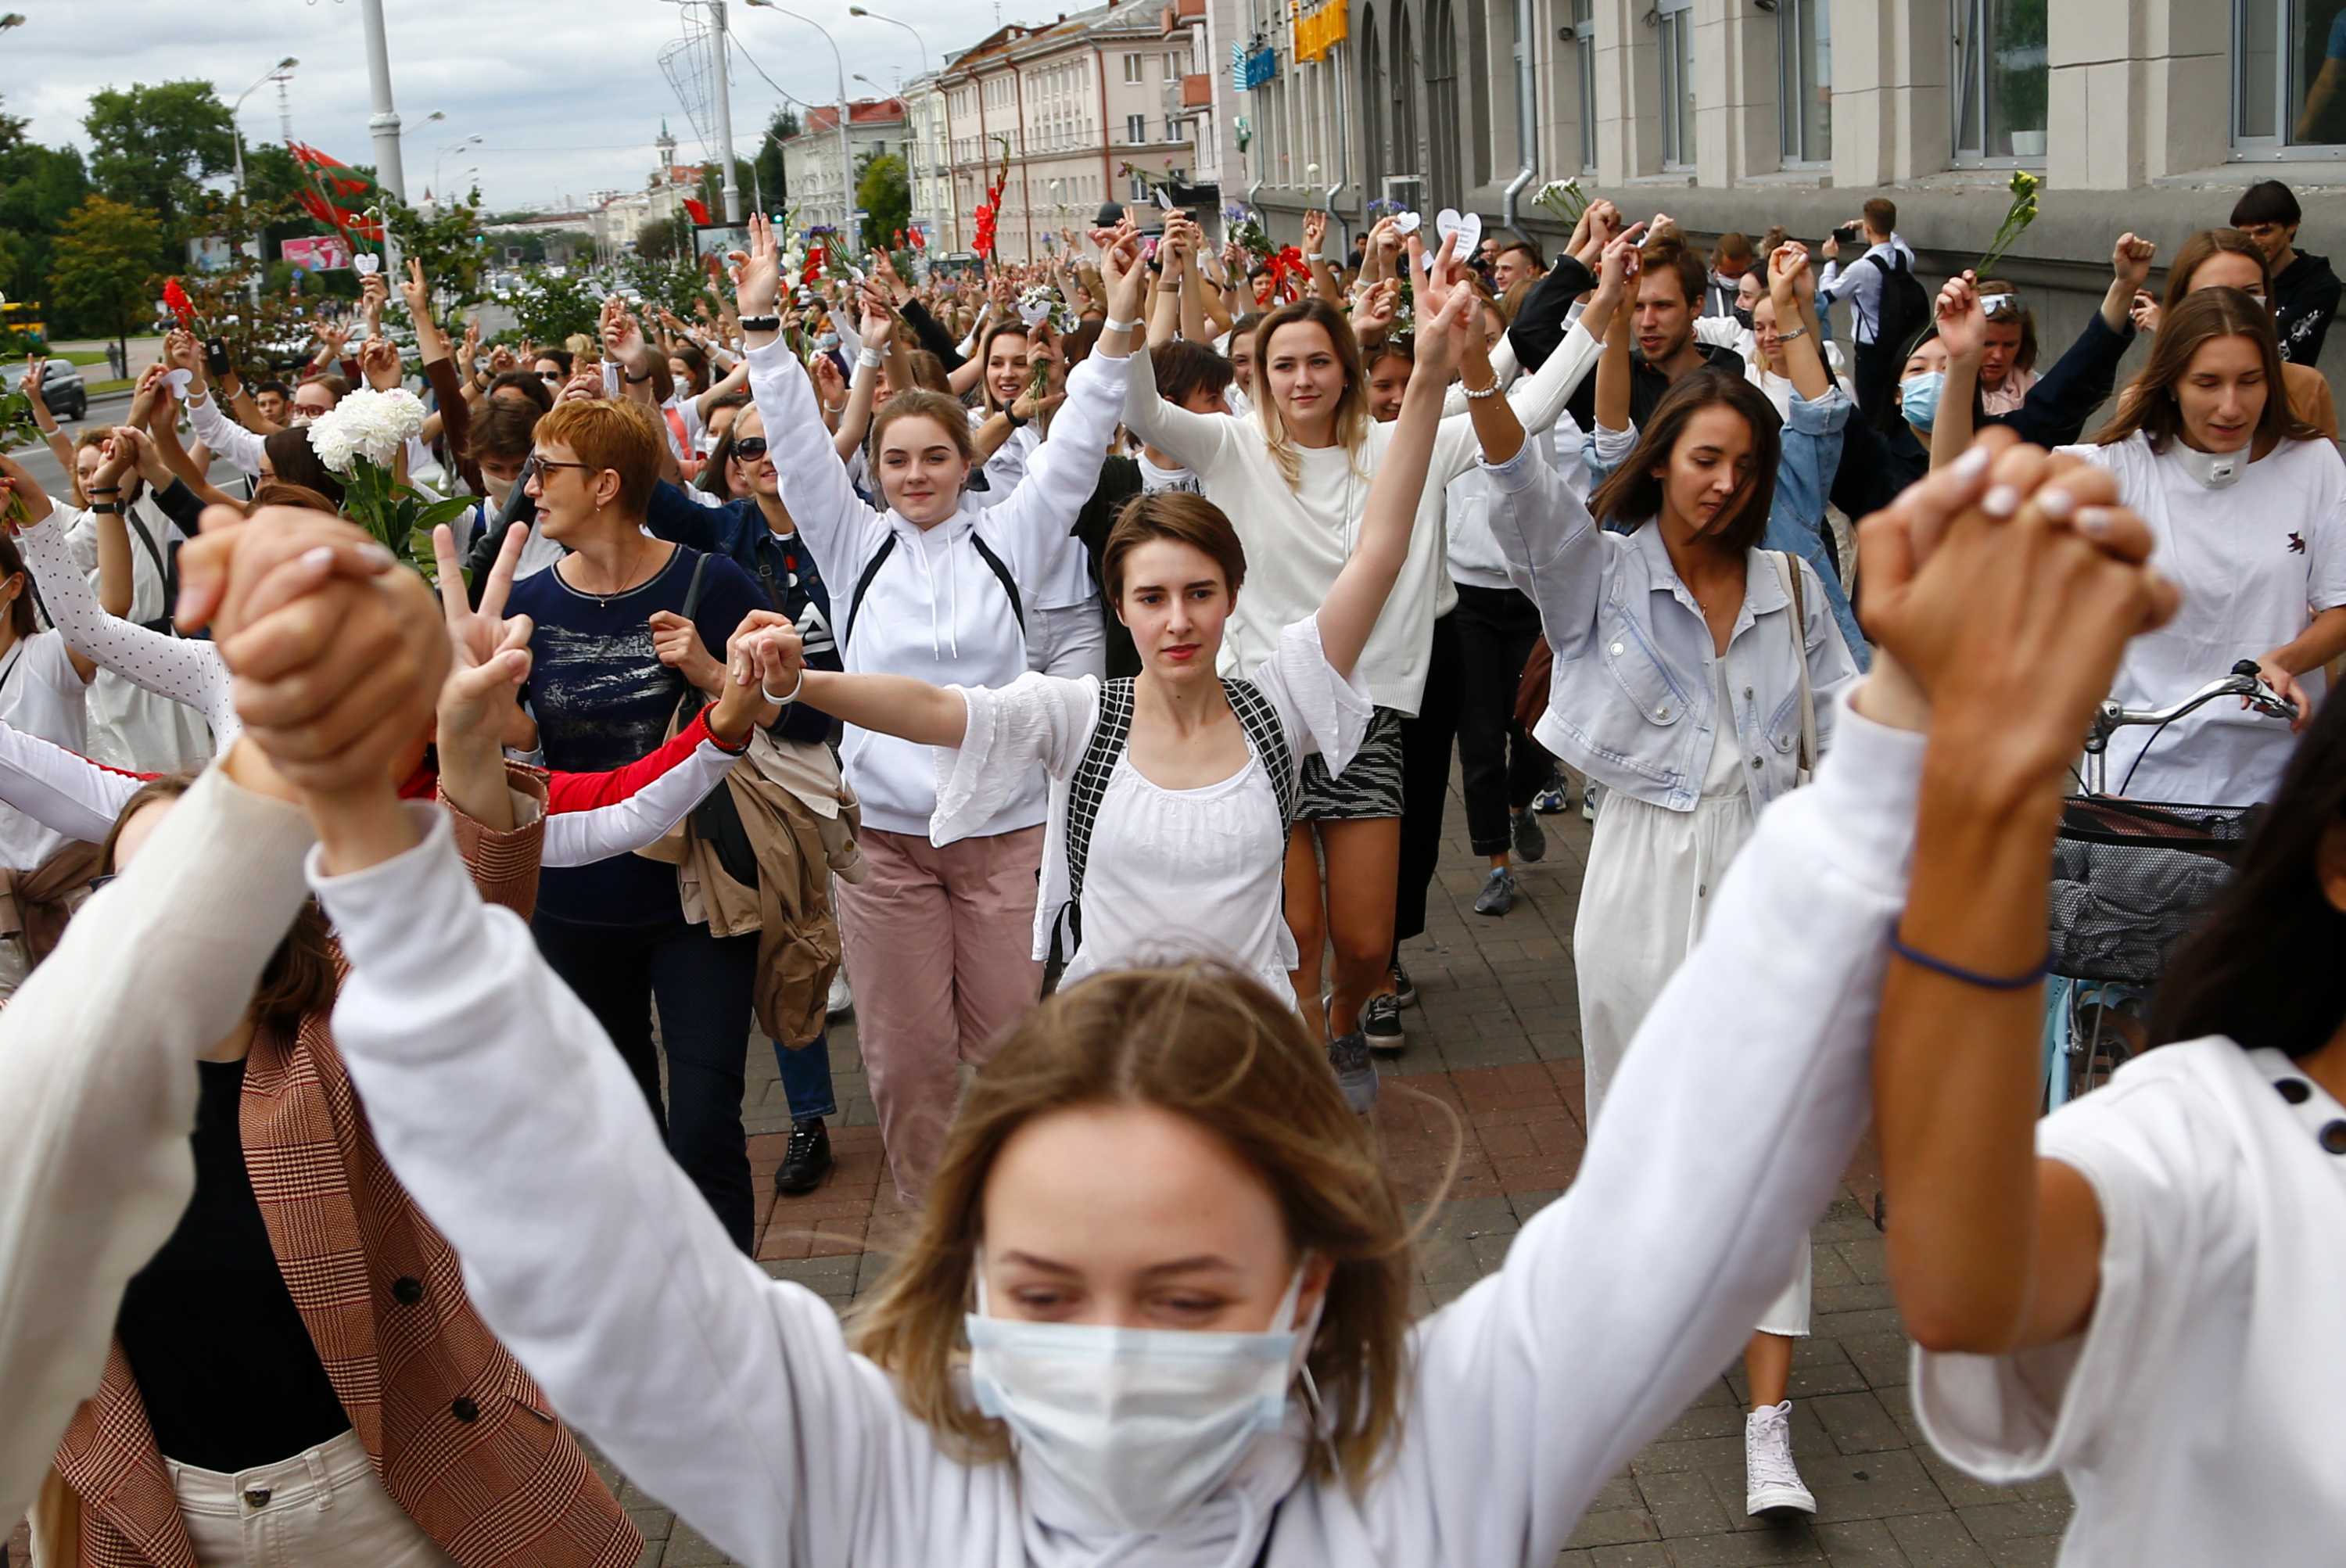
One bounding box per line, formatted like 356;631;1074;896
2047;798;2260;989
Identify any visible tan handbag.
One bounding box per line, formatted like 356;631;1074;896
1773;551;1817;785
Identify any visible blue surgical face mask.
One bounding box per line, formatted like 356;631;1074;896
1901;370;1945;432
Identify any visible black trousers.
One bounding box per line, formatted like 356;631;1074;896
533;913;760;1254
1393;609;1462;950
1451;582;1553;855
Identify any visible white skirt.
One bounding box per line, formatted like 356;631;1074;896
1574;785;1812;1337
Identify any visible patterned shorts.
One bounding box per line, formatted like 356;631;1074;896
1294;705;1406;821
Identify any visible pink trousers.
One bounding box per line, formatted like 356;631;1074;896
835;824;1046;1203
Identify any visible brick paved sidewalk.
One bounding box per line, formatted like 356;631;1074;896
9;778;2072;1568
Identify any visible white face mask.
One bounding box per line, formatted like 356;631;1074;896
966;1254;1322;1536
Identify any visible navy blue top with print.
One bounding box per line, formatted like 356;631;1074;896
509;542;766;927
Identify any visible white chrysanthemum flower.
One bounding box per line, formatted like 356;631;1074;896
307;386;426;475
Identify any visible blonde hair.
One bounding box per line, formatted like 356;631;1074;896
1251;300;1372;490
853;961;1426;1487
534;398;666;515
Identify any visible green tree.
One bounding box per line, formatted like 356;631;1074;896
0;92;91;307
754;107;800;216
47;195;163;352
510;270;604;347
856;152;909;250
384;191;493;310
84;81;235;257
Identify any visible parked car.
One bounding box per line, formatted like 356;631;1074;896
34;357;85;422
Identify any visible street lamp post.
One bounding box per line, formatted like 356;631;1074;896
848;3;932;245
231;57;297;307
436;134;483;201
745;0;854;238
357;0;410;201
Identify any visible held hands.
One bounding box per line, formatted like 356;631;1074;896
709;609;795;741
1855;433;2179;783
1349;278;1400;342
1098;230;1150;323
1934;271;1988;361
2129;292;2161;335
361;272;389;337
1411;270;1480;382
1767;243;1816;309
358;335;404;392
810;353;847;409
729;615;807;697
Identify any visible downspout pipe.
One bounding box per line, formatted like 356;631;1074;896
1500;0;1536;243
1322;40;1349;255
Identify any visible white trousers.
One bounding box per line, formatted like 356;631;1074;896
1026;601;1107;680
163;1429;457;1568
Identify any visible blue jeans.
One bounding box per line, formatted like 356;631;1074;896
773;1031;838;1121
533;913;758;1253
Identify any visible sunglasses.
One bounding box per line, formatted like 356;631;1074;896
537;370;563;382
732;436;769;461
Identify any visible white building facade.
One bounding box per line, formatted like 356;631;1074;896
780;98;909;236
901;72;956;250
1218;0;2346;376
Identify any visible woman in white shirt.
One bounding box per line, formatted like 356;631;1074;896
203;425;2172;1568
0;524;97;995
733;275;1490;1116
1871;440;2346;1566
2061;288;2341;802
1484;233;1860;1519
739;215;1138;1204
1120;233;1616;1060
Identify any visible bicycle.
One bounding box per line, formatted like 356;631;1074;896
2040;660;2296;1111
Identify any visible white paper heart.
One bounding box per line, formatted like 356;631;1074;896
1391;210;1422;235
163;369;192;395
353;253;380;276
1017;300;1052;328
1433;207;1483;260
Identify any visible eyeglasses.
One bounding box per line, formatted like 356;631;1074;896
529;459;596;482
731;436;769;461
537;370;563;382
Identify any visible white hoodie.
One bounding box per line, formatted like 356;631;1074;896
748;335;1132;837
287;691;1923;1568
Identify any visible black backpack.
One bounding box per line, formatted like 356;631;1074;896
1860;249;1932;360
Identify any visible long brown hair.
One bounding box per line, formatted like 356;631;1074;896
976;321;1032;414
0;534;39;641
1252;299;1371;490
1587;368;1782;556
2161;228;2272;316
854;961;1424;1486
2091;287;2321;453
99;777;339;1029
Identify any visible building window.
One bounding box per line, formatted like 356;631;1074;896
1569;0;1597;171
1778;0;1831;164
1953;0;2048;163
1130;170;1151;199
1128;113;1146;141
1125;52;1144;82
2236;0;2346;153
1657;0;1696;168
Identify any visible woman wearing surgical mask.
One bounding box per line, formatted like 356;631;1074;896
228;424;2172;1568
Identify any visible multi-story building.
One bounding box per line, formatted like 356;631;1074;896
902;72;956;249
937;0;1202;264
1160;0;1227;217
1220;0;2346;377
780;97;909;237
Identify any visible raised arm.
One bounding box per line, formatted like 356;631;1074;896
737;620;969;748
174;331;267;479
1874;444;2179;1357
0;718;145;843
1318;276;1476;678
1770;244;1834;403
16;355;77;490
1928;273;1988;471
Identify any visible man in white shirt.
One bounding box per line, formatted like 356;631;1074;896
1818;197;1918;414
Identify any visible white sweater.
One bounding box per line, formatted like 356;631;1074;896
0;766;317;1526
309;692;1925;1568
1121;323;1604;715
747;336;1132;837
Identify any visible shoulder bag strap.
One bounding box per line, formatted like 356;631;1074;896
1775;551;1816;777
1063;677;1136;951
1221;676;1296;831
966;531;1027;630
843;533;900;648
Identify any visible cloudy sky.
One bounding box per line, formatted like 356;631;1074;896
5;0;1003;213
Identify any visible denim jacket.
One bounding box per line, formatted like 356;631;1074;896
1483;443;1860;814
1588;386;1867;667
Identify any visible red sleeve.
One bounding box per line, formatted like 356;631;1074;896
543;709;744;816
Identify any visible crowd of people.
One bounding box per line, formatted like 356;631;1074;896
0;167;2340;1566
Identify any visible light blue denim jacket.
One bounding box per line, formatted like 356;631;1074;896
1588;386;1868;667
1482;443;1860;814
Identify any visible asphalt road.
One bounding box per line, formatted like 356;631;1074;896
6;386;260;505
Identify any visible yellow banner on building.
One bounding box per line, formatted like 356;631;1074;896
1295;0;1347;63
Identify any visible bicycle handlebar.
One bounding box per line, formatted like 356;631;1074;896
2085;662;2299;755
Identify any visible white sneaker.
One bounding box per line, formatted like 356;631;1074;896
1744;1401;1816;1517
827;971;854;1020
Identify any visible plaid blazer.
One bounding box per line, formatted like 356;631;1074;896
48;777;641;1568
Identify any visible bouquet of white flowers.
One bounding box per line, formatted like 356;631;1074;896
1532;178;1590;228
307;386;475;576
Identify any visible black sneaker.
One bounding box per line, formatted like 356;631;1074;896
1362;991;1405;1053
774;1118;834;1196
1390;963;1418;1009
1326;1032;1379;1116
1512;807;1548;863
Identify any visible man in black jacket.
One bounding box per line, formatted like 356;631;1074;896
2233;179;2339;367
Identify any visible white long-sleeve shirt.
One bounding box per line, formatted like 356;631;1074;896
747;335;1132;837
308;690;1925;1568
0;766;317;1526
1121;322;1605;716
1817;235;1917;346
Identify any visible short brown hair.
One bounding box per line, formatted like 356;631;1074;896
469;396;542;467
1862;198;1897;236
99;776;339;1029
296;372;350;402
1974;278;2040;374
2093;287;2322;454
853;960;1421;1486
247;481;341;514
1150;339;1236;408
1099;490;1249;603
534;398;665;515
1641;242;1707;309
1497;238;1544;268
1711;231;1754;270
